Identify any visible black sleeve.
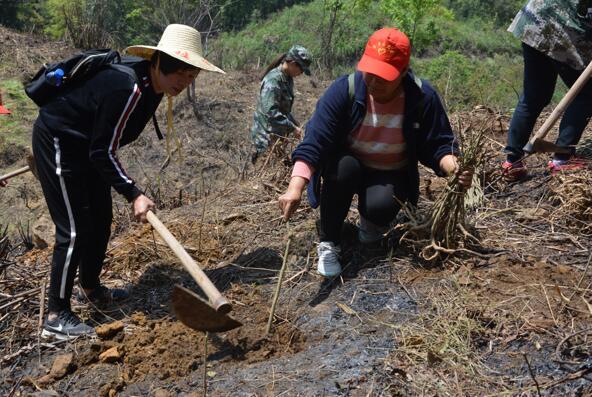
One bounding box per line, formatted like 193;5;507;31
89;83;143;202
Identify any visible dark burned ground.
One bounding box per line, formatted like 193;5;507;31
2;28;592;397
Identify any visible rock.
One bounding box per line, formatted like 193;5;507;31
37;353;76;384
96;321;124;339
32;215;55;249
99;346;123;363
154;389;173;397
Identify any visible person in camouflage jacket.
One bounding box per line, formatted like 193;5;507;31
250;45;312;158
502;0;592;181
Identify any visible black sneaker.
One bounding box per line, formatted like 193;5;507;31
76;285;129;307
41;310;96;340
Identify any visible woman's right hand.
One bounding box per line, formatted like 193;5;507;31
278;176;307;221
0;180;6;187
132;194;155;223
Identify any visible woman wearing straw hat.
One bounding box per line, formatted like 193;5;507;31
33;24;224;339
250;45;312;161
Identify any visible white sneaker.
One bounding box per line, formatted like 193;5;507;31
358;216;389;244
317;242;342;277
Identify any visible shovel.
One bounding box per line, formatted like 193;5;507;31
146;210;242;332
523;59;592;154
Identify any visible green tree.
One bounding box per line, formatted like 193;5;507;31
0;0;46;31
445;0;523;26
356;0;453;52
218;0;314;31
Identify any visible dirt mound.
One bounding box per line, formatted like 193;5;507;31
0;138;27;167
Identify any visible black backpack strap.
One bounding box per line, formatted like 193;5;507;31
412;75;424;129
348;72;355;104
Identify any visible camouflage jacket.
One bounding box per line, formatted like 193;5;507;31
250;66;298;152
508;0;592;70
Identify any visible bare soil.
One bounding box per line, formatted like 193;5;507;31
2;26;592;396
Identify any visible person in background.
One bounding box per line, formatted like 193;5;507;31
502;0;592;181
250;45;312;161
278;27;472;278
34;24;224;339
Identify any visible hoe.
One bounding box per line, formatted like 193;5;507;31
146;210;242;333
523;59;592;155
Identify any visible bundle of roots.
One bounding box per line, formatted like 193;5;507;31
396;116;491;261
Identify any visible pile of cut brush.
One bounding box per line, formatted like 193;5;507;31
396;113;494;261
547;170;592;234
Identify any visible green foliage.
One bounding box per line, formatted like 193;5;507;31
0;80;36;146
445;0;524;27
404;15;520;60
413;51;524;111
212;0;386;77
44;0;132;48
219;0;314;31
381;0;452;52
0;0;46;31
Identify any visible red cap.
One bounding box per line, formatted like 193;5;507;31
357;27;411;81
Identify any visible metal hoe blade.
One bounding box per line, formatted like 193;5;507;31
171;285;242;333
524;139;574;154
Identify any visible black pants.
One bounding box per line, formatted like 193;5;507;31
319;154;410;244
33;124;112;312
505;43;592;162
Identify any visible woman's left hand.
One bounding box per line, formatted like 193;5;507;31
457;169;473;189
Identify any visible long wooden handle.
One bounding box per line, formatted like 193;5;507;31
146;210;231;314
0;166;30;182
529;60;592;143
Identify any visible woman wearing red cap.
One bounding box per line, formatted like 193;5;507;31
278;27;472;277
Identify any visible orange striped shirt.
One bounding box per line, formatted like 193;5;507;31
348;91;407;170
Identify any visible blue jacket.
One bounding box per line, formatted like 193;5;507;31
292;70;459;208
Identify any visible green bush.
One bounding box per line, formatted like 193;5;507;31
413;51;523;111
210;0;386;78
0;80;37;146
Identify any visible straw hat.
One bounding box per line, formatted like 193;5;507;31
126;24;224;74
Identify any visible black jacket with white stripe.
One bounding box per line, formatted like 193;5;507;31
35;59;163;202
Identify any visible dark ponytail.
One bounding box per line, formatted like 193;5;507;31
260;53;287;80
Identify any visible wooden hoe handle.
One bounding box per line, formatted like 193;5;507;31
146;210;231;314
0;166;30;183
528;60;592;145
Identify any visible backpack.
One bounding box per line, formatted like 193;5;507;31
25;49;121;107
25;49;164;139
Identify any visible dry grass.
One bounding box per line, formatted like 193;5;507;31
383;275;495;395
547;171;592;234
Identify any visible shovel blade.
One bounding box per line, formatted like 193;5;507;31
171;285;242;333
524;139;574;154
